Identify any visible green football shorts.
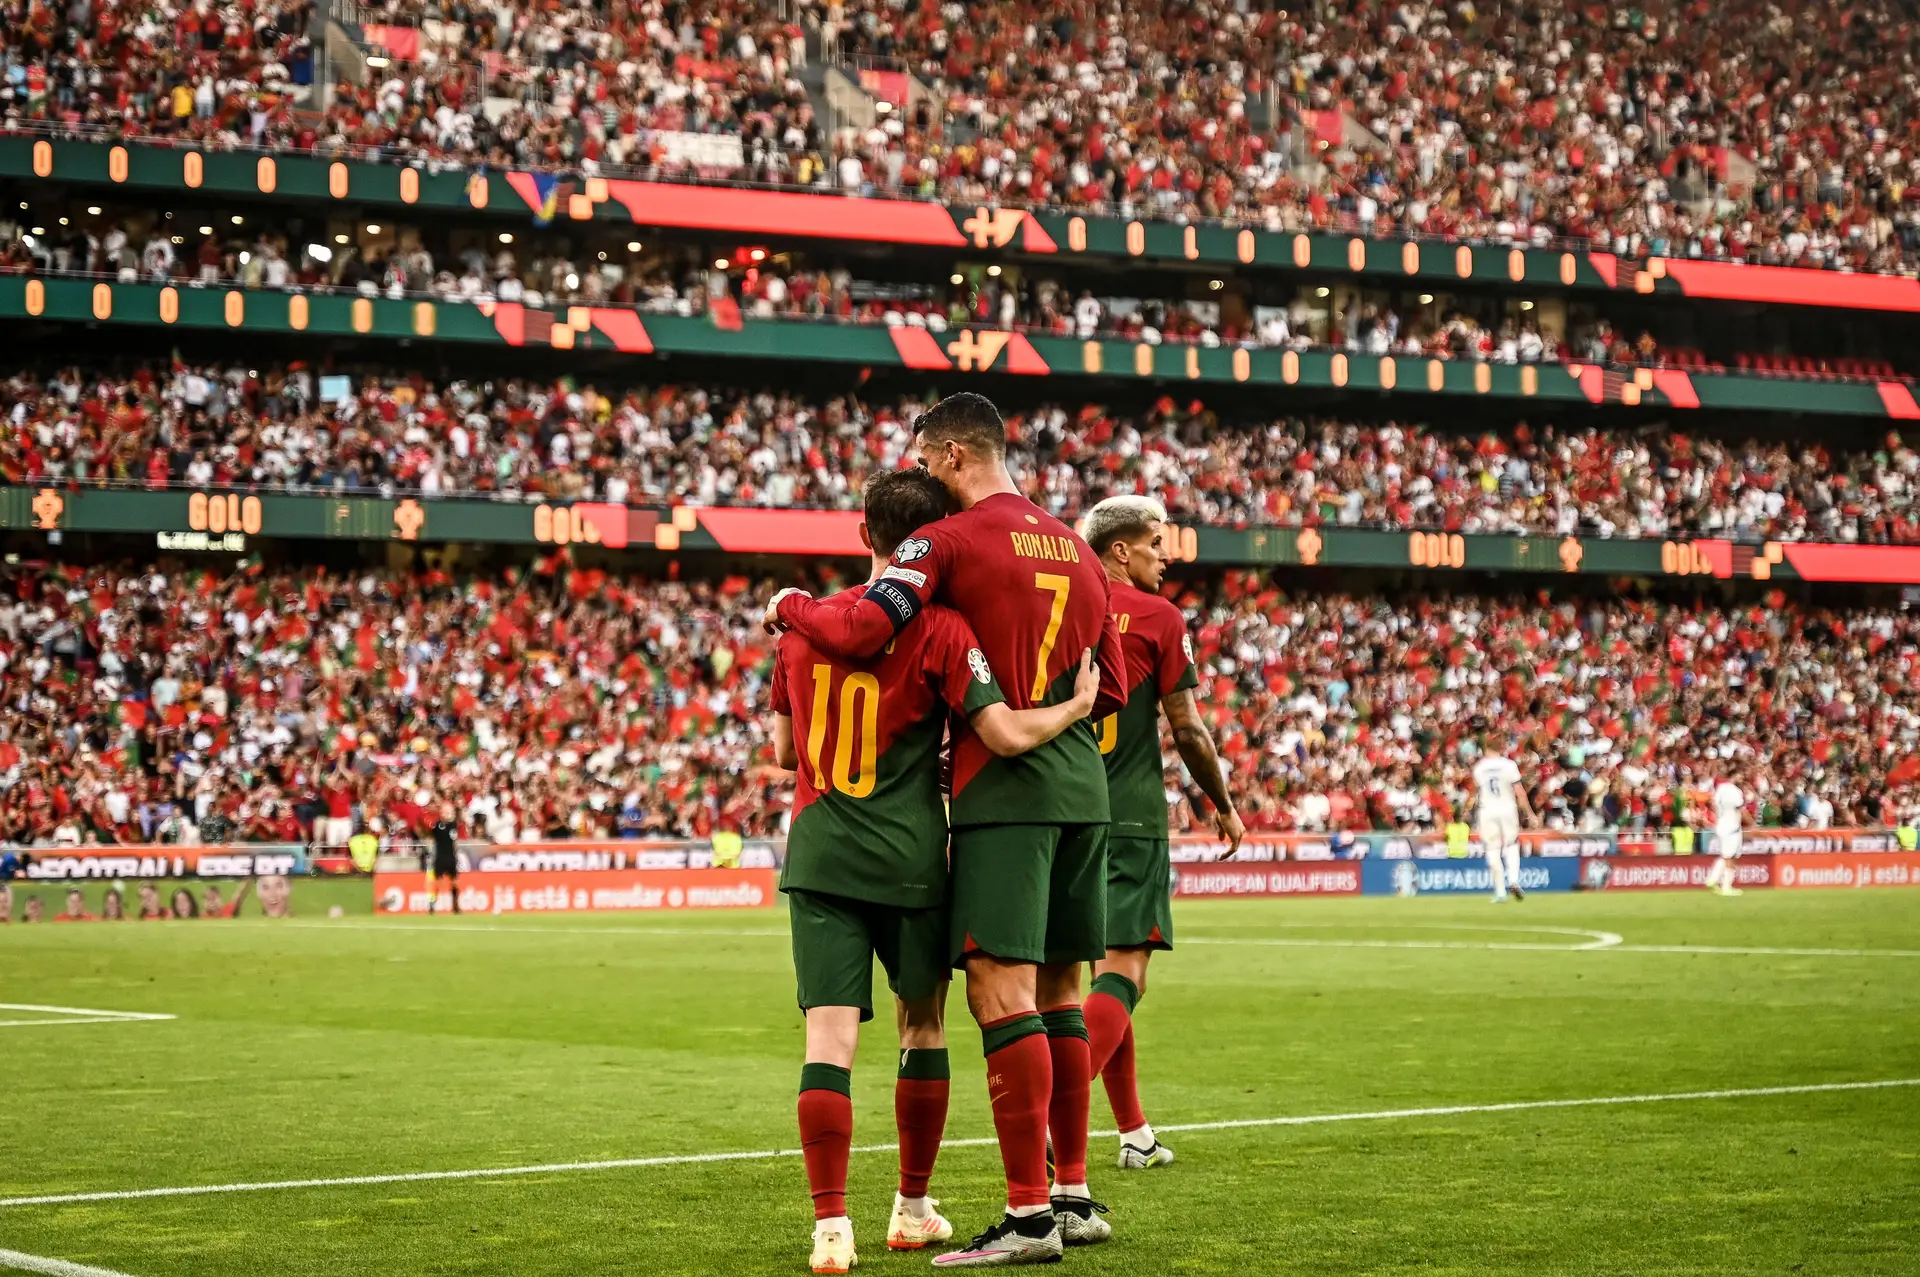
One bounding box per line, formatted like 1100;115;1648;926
1104;835;1174;950
948;822;1108;966
786;888;948;1021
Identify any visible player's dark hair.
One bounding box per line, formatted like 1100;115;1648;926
863;468;953;557
913;391;1007;461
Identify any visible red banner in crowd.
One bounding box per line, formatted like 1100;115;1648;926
1772;852;1920;889
373;868;777;915
1172;863;1363;897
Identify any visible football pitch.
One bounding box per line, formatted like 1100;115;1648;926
2;886;1917;1276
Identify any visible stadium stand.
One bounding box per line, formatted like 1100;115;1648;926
0;562;1908;847
7;367;1920;543
7;0;1920;273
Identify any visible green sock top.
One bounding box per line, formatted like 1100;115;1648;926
799;1061;853;1096
1090;971;1142;1016
1041;1006;1088;1042
897;1047;950;1081
979;1012;1046;1057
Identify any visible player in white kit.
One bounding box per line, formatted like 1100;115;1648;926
1471;746;1535;902
1705;777;1747;896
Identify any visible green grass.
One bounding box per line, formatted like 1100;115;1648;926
2;887;1917;1275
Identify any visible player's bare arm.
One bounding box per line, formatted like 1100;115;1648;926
1164;687;1245;859
970;649;1100;757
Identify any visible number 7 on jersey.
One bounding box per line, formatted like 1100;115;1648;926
1031;572;1071;700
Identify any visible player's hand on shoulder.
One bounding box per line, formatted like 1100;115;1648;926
763;587;809;635
1071;648;1099;715
1212;807;1247;860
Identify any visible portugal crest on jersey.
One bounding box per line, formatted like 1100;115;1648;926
968;648;993;684
894;536;933;564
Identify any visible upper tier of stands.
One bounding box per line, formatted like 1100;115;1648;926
4;0;1919;273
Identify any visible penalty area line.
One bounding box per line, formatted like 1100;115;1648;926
0;1248;139;1277
3;1078;1914;1210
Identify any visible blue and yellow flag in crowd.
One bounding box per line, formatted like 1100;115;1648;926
527;173;573;227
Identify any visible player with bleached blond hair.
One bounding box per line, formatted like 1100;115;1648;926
1077;494;1242;1171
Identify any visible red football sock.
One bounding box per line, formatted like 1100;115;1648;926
1041;1007;1091;1186
1084;988;1131;1077
895;1048;950;1198
1100;1021;1146;1133
798;1064;853;1220
980;1013;1052;1209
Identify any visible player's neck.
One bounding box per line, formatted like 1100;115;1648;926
952;464;1020;510
865;554;890;583
1101;559;1130;589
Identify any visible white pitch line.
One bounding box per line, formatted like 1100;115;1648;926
238;922;1920;958
0;1005;174;1022
0;1248;137;1277
0;1005;175;1031
1186;937;1613;954
2;1078;1912;1210
1182;931;1920;958
0;1019;166;1030
1611;943;1920;958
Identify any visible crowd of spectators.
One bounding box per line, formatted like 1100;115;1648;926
5;208;1879;383
7;0;1920;274
10;364;1920;544
811;0;1920;273
0;559;785;847
0;558;1906;849
0;208;1589;360
1176;577;1914;836
0;0;316;145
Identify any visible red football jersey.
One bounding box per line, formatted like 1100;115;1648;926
771;588;1004;908
776;492;1127;826
1100;579;1200;837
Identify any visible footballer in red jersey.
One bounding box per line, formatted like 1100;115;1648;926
770;393;1128;1267
1078;495;1244;1173
769;468;1100;1274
